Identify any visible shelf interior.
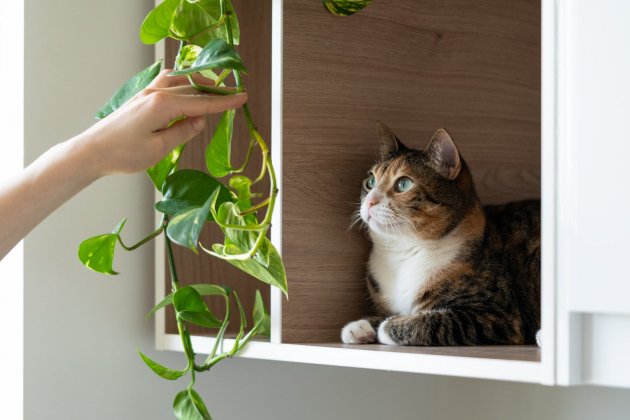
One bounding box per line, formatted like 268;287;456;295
281;0;541;344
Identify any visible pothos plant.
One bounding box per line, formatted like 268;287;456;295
78;0;372;419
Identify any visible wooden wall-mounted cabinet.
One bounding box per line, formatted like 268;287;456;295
154;0;630;388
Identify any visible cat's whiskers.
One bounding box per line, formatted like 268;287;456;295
392;220;405;236
356;202;412;239
348;208;364;232
385;210;406;233
380;207;406;242
396;213;420;236
384;219;397;244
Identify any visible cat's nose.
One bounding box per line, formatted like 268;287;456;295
367;195;380;209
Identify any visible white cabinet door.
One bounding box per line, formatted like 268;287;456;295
557;0;630;387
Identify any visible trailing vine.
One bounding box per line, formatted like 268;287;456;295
78;0;372;418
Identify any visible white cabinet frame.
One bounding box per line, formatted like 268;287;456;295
154;0;569;386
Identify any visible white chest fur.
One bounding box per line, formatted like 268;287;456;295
368;233;464;315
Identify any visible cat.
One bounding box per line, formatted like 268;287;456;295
341;122;540;346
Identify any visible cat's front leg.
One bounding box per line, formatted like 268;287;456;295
377;314;436;346
377;310;479;346
340;316;384;344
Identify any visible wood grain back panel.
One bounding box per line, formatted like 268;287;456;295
282;0;541;343
165;0;272;336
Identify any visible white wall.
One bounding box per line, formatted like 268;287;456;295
24;1;630;419
24;0;180;418
0;1;24;418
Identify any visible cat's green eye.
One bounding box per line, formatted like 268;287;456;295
364;173;376;190
395;177;414;192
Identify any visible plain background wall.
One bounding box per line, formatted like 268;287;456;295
23;0;630;419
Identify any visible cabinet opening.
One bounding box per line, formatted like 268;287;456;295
280;0;541;361
161;0;543;364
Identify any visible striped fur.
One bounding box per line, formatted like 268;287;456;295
341;123;540;346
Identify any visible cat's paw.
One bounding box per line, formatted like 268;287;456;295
377;318;398;345
341;319;377;344
535;329;542;347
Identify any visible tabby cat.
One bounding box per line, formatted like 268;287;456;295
341;122;540;346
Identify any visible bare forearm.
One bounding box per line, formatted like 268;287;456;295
0;133;102;259
0;71;247;261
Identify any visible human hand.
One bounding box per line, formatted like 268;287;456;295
75;69;248;176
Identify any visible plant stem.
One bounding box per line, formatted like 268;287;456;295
201;226;267;261
230;290;246;350
165;229;196;362
206;294;231;361
200;352;230;370
165;232;181;291
232;317;264;356
209;218;267;231
117;225;164;251
197;318;262;373
214;69;231;86
238;197;270;216
189;11;227;44
175;40;186;71
231;139;256;174
252;151;268;185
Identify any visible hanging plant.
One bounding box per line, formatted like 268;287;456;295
79;0;371;418
79;0;282;418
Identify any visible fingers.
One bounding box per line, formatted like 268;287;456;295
143;69;248;127
172;92;248;117
147;69;188;89
139;71;248;131
157;85;239;96
144;92;247;131
148;69;218;89
155;116;207;152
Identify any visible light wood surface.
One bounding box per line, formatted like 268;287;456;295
165;0;272;336
313;344;541;362
281;0;541;343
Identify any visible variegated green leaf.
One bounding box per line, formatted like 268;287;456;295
323;0;373;16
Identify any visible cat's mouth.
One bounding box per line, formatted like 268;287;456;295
366;213;388;232
361;206;399;234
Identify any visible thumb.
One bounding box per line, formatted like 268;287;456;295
157;116;206;150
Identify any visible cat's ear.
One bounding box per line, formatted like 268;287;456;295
376;121;408;159
425;128;461;180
